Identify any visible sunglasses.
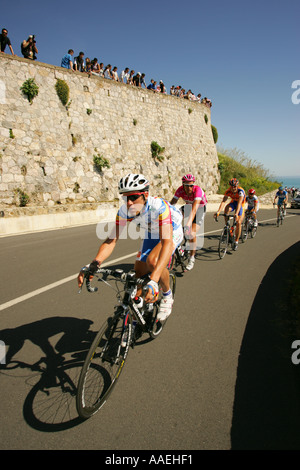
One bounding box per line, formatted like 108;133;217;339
183;184;194;187
122;193;143;202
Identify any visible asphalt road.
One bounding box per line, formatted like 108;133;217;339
0;208;300;451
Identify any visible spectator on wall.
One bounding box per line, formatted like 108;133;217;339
21;35;38;60
112;66;119;81
159;80;166;94
147;79;155;91
91;57;101;75
61;49;74;70
127;70;135;85
0;28;14;55
140;73;146;88
99;62;104;77
120;67;129;83
133;72;141;87
74;51;85;72
104;64;112;79
85;57;92;73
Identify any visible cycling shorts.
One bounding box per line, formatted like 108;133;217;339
277;200;286;206
180;204;206;225
229;201;245;217
136;226;183;262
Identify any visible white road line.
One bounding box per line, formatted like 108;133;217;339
0;214;296;312
0;252;137;312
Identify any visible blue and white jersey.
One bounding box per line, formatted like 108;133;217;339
116;195;182;236
276;190;287;204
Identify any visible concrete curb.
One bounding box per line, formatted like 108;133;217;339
0;199;275;238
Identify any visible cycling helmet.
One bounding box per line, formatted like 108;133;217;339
118;173;149;194
229;178;239;187
182;174;195;184
248;189;256;195
278;186;283;191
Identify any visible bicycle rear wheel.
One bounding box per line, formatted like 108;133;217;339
148;272;176;338
218;227;228;259
76;312;131;419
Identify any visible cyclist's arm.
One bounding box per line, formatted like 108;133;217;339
149;222;173;285
170;196;178;205
214;195;228;217
186;199;200;227
273;195;278;204
235;194;244;217
77;223;122;287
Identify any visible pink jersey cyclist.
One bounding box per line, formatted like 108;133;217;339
170;173;207;271
173;184;207;206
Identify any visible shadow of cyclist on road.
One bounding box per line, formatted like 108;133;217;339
0;316;94;367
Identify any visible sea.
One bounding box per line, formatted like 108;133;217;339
273;176;300;189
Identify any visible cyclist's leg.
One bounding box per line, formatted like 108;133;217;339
235;205;244;243
225;202;235;220
189;206;205;256
134;237;171;293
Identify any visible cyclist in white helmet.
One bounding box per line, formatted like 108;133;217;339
78;173;183;321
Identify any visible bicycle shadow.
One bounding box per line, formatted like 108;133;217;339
231;241;300;449
0;316;99;432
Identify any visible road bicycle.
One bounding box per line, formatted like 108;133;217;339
168;234;189;273
241;211;258;241
275;204;285;227
215;214;237;259
76;266;176;419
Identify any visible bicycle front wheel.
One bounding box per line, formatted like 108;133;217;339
251;224;257;238
76;313;132;419
218;228;228;259
241;220;248;243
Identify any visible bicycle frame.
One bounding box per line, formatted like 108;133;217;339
82;267;162;344
215;214;236;259
277;205;285;226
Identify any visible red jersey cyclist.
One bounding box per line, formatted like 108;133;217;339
214;178;246;250
170;173;207;270
246;189;259;227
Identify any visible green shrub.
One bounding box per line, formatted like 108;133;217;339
151;141;165;162
217;148;281;195
20;78;39;104
93;153;110;173
211;125;218;143
55;79;70;106
15;188;30;207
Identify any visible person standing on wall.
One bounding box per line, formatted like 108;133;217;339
0;28;15;55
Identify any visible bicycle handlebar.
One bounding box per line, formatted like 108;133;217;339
214;214;235;222
80;266;147;293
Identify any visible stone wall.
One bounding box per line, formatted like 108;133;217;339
0;54;220;213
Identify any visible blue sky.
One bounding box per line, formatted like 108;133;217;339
2;0;299;177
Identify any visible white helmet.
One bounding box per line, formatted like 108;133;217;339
118;173;150;194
